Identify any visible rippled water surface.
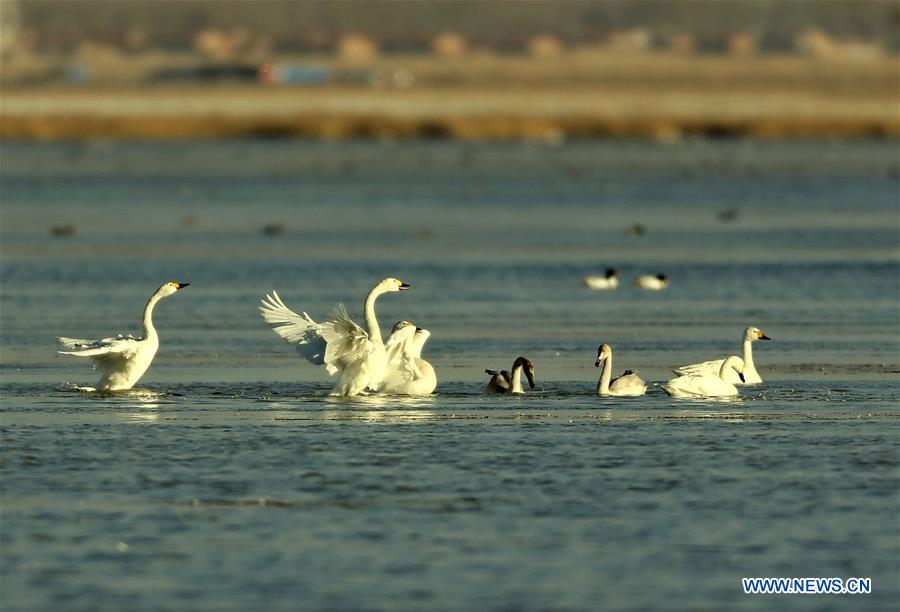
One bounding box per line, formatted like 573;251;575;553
1;140;898;610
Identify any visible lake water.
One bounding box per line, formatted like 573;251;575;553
1;139;898;610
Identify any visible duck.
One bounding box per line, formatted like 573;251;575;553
662;356;745;399
583;268;619;290
485;357;535;394
594;343;647;396
635;274;669;290
57;282;189;391
673;326;771;385
259;277;410;397
379;321;437;396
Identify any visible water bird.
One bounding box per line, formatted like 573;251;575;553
51;224;76;237
485;357;535;394
262;223;285;236
57;282;189;391
673;326;771;385
635;274;669;290
379;321;437;395
583;268;619;290
259;278;411;397
595;343;646;396
662;356;745;399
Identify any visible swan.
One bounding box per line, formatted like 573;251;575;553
673;326;771;385
662;356;745;399
379;321;437;395
259;277;410;397
594;343;646;397
57;281;189;391
583;268;619;290
485;357;535;394
635;274;669;290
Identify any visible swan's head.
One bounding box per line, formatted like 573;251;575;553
594;343;612;367
722;356;745;382
605;268;617;279
513;356;536;389
378;278;411;293
391;320;415;334
655;274;668;283
745;326;770;341
157;281;189;298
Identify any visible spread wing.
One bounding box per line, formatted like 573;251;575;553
259;291;327;365
57;335;141;369
317;304;373;376
382;325;421;386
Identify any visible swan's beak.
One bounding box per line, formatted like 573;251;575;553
525;369;536;389
595;355;605;367
758;333;771;340
398;282;411;291
415;327;422;332
738;372;746;383
175;283;190;289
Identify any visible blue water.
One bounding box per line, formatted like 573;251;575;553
1;139;898;610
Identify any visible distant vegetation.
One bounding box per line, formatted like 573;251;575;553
12;0;900;53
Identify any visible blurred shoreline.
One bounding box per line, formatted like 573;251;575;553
2;55;897;140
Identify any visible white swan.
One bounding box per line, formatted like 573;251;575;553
673;326;771;385
662;356;745;399
485;357;535;394
259;277;410;397
595;343;646;397
380;321;437;396
583;268;619;290
635;274;669;290
57;282;189;391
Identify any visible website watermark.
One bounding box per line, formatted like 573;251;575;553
742;577;871;595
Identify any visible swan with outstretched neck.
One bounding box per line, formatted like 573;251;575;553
260;277;410;397
662;356;745;398
673;326;771;384
595;343;646;397
379;321;437;395
485;357;535;394
57;281;189;391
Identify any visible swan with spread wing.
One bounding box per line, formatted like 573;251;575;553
379;321;437;395
259;277;410;397
57;281;189;391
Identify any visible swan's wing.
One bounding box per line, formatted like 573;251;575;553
318;304;372;375
609;372;647;395
673;357;731;376
485;369;511;392
259;291;326;365
57;335;141;368
384;325;421;381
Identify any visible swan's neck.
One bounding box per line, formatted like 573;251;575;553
142;292;163;341
510;364;524;393
363;287;384;345
741;339;755;371
596;354;612;394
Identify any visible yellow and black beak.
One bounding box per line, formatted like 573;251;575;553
758;332;770;340
175;282;190;289
399;282;411;291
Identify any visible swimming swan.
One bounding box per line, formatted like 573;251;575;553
673;326;771;385
662;356;745;399
485;357;535;394
635;274;669;290
259;277;410;397
583;268;619;290
57;281;189;391
380;321;437;395
595;343;647;397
